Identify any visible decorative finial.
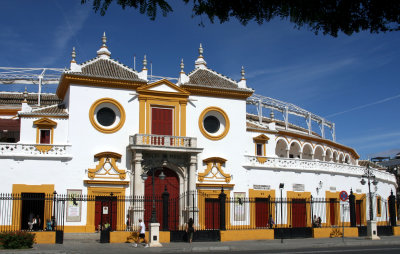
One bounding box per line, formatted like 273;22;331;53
241;66;245;80
102;32;107;48
23;87;28;103
199;43;203;58
180;59;184;73
142;55;147;70
71;47;76;63
270;110;275;119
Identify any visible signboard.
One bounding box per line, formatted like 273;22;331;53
103;206;109;215
234;192;246;221
339;191;348;201
66;189;82;222
253;185;270;190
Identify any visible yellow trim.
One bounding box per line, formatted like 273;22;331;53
256;157;267;164
313;227;358;238
57;74;146;100
325;191;341;226
198;107;230;141
86;187;126;232
34;231;56;244
137;79;189;136
89;98;126;134
34;118;57;144
198;157;231;183
353;193;367;225
220;229;274;241
11;184;55;230
248;189;276;229
88;152;126;180
35;145;53;153
376;196;382;217
286;191;312;227
197;189;231;230
181;85;253;99
84;180;129;185
196;183;235;188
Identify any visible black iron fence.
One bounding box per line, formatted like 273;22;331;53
0;189;397;233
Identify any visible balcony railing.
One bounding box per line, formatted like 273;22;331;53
129;134;200;152
0;143;72;158
244;156;396;184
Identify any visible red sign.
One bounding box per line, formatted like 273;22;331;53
339;191;349;201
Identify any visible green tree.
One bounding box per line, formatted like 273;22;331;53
81;0;400;37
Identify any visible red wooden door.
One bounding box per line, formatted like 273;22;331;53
356;200;362;226
205;198;220;229
151;108;173;135
292;199;306;228
95;197;117;231
255;198;269;228
144;168;179;230
330;199;336;226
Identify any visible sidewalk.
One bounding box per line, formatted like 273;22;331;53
2;236;400;254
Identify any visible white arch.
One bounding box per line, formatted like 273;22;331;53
275;138;289;158
344;154;350;164
289;140;301;159
314;145;324;161
332;150;338;162
325;148;333;162
338;153;345;163
302;143;313;160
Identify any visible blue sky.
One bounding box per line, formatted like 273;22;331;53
1;0;399;159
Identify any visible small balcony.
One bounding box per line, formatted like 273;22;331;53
129;134;202;153
0;143;72;159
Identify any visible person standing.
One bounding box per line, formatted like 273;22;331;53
133;219;148;248
185;218;195;243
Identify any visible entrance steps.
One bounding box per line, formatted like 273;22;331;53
64;233;99;241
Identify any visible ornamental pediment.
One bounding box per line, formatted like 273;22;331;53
88;151;126;180
137;79;190;96
198;157;231;183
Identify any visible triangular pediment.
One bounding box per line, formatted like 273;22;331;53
253;134;269;143
137;79;190;96
33;117;57;127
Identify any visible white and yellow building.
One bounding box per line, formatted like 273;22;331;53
0;34;397;235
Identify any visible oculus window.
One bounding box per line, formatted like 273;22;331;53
89;98;126;134
199;107;230;140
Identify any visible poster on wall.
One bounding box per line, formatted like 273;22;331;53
234;192;246;221
66;189;82;222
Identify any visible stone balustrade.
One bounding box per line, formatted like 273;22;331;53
244;156;396;184
130;134;199;151
0;143;72;158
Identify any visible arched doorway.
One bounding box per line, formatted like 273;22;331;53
144;167;180;230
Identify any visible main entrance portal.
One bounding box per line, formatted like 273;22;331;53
144;167;179;230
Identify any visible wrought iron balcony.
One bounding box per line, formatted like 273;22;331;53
129;134;202;153
0;143;72;159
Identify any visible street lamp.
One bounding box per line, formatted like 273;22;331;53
360;164;378;221
279;183;284;243
141;167;166;223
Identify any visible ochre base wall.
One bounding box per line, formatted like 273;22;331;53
313;227;358;238
220;229;274;241
63;226;92;233
34;231;55;244
393;227;400;236
109;231;170;243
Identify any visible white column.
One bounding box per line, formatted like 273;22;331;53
134;151;144;197
188;154;197;207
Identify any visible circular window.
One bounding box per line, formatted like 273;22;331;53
204;115;220;133
89;98;125;133
97;107;116;126
199;107;230;140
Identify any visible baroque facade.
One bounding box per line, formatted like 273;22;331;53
0;34;397;233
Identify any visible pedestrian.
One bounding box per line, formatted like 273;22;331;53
133;219;149;248
126;214;131;231
185;218;195;243
268;215;275;229
312;215;318;227
317;216;322;227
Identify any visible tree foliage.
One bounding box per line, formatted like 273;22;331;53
81;0;400;37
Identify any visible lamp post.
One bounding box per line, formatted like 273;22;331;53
279;183;284;243
360;164;379;240
141;167;166;223
360;165;378;221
